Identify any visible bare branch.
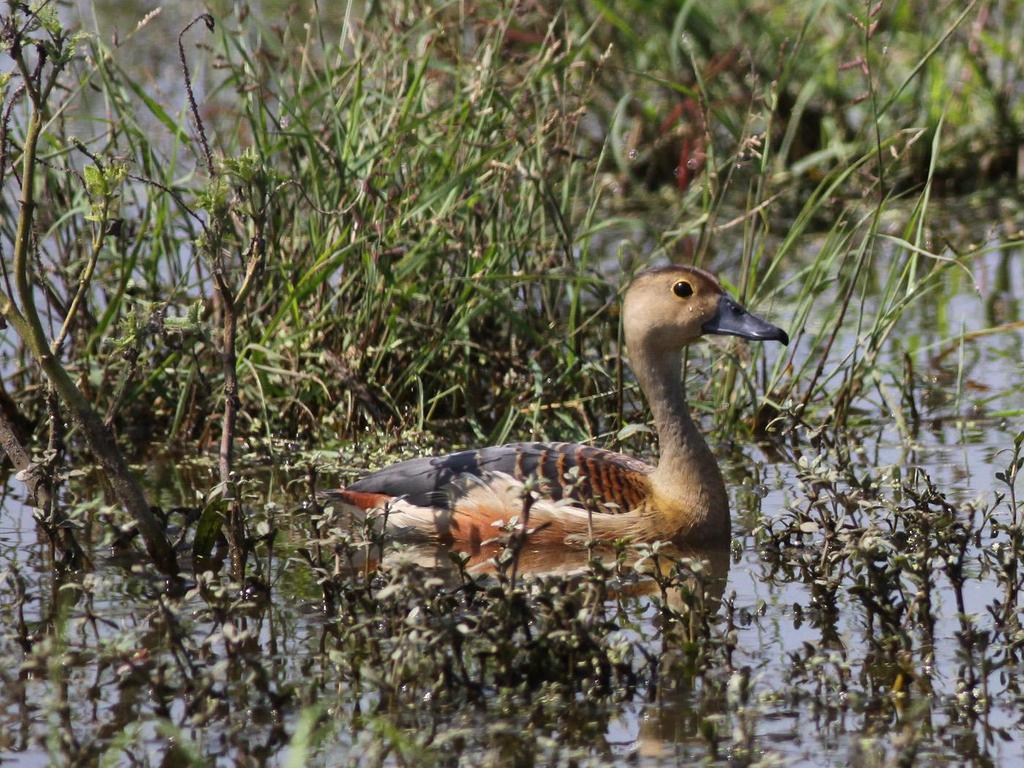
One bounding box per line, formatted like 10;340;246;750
178;14;217;177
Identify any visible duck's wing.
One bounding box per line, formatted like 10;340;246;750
341;442;653;514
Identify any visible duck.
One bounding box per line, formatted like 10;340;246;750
325;265;788;547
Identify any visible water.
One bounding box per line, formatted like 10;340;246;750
2;302;1023;765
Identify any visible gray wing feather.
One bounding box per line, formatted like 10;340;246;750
348;443;535;508
347;442;652;512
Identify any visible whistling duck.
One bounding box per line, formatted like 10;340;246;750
326;265;788;546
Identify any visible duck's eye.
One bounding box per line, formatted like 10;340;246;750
673;280;693;298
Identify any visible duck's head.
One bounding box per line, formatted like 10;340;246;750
623;264;789;355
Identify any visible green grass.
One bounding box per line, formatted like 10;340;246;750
2;0;1020;459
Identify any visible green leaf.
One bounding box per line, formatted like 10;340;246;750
221;147;262;183
84;164;103;196
616;422;653;441
196;177;230;217
193;499;227;568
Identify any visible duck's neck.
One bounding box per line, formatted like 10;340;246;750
630;346;730;540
